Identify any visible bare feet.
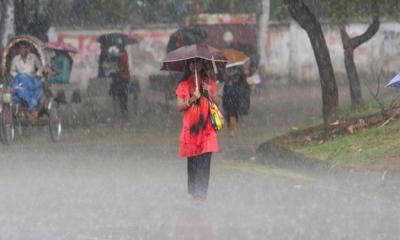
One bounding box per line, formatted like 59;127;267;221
192;196;207;204
229;130;235;138
27;111;38;120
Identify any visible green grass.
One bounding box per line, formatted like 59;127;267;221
279;97;400;168
295;99;385;130
339;100;383;120
293;120;400;166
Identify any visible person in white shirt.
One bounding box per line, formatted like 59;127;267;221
10;43;43;78
9;43;45;115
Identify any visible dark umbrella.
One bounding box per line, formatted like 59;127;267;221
160;44;227;72
166;26;207;53
97;33;137;47
161;44;227;91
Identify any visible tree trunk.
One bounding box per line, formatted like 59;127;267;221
340;15;380;112
258;0;270;71
284;0;339;132
0;0;15;55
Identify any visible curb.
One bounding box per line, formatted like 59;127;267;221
255;140;400;183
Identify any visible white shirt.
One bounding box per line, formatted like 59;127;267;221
10;53;43;77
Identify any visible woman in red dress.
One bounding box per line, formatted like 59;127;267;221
176;58;219;201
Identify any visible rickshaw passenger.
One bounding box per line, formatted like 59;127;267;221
10;43;43;78
48;51;71;84
10;43;44;111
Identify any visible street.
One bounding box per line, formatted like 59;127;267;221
0;106;399;239
1;0;400;238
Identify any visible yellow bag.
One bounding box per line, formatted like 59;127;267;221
210;101;224;131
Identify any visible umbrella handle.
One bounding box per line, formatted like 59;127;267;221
211;56;218;74
195;64;199;91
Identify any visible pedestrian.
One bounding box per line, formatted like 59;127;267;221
110;44;131;118
48;50;71;84
222;65;249;137
175;58;219;201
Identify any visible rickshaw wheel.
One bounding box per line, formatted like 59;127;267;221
48;100;62;142
1;104;15;145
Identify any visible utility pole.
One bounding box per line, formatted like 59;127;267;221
258;0;270;72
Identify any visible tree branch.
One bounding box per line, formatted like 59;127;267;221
350;0;380;49
351;15;380;49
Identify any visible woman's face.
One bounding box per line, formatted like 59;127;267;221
189;60;202;73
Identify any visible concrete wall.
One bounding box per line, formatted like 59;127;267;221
49;28;175;91
265;21;400;84
51;21;400;89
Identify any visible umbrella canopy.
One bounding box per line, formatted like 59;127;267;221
166;26;207;53
223;48;249;68
44;41;78;53
160;44;227;72
387;73;400;88
97;33;137;47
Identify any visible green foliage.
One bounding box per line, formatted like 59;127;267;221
328;0;376;26
195;0;262;14
271;0;288;20
302;0;400;25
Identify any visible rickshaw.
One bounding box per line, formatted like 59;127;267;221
0;35;62;144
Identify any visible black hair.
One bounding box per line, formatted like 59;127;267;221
17;41;29;48
178;58;208;82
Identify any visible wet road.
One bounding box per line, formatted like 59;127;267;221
0;86;399;239
0;124;399;240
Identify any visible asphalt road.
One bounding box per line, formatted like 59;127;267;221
0;123;398;240
0;86;399;240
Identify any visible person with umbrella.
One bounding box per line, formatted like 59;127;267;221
162;44;226;201
222;49;250;137
108;42;131;118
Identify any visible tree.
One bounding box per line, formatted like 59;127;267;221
328;0;380;112
284;0;339;132
332;0;400;112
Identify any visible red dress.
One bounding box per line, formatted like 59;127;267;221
176;75;219;158
119;50;131;81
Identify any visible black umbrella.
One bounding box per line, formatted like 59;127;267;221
97;33;137;47
166;26;207;53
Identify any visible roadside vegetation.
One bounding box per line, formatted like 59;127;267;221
268;94;400;170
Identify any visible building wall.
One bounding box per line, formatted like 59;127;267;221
265;21;400;84
51;21;400;89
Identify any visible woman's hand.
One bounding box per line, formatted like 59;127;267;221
203;83;210;92
192;89;201;100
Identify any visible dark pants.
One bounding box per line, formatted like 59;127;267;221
110;78;129;117
187;153;212;199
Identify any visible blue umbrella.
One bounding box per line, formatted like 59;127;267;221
387;73;400;87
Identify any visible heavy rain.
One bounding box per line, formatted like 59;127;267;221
0;0;400;239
